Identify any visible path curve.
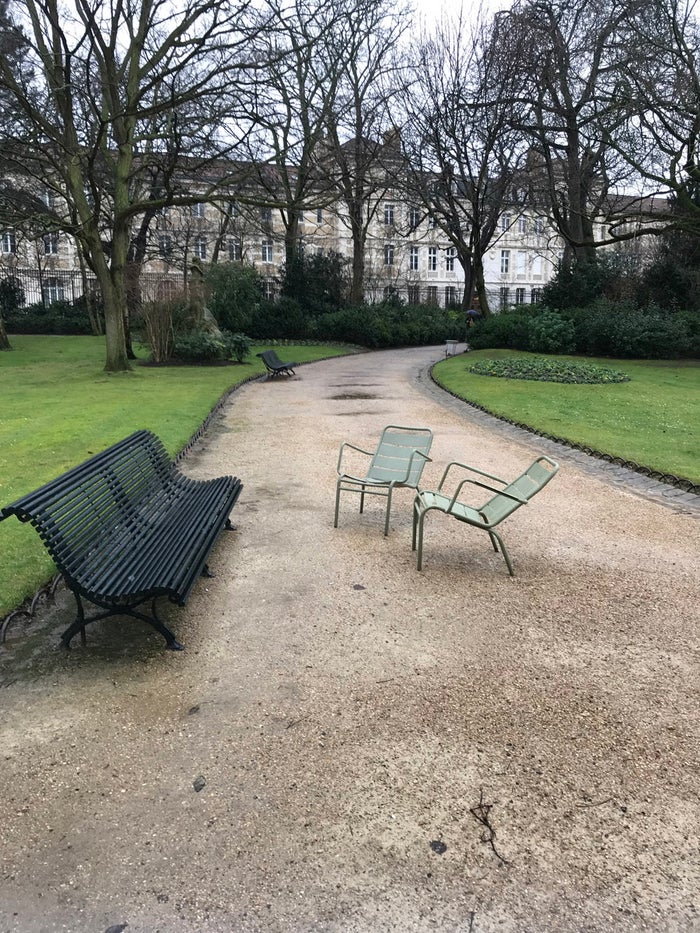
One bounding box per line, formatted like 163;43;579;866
1;346;698;933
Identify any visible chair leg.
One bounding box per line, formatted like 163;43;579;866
415;508;427;570
334;481;342;528
359;486;365;514
383;487;393;536
490;529;515;576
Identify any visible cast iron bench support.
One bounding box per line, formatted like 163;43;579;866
0;430;243;650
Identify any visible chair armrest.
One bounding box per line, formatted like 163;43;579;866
436;461;508;491
336;441;373;475
394;448;432;482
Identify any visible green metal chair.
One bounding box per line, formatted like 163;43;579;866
334;425;434;536
412;455;559;574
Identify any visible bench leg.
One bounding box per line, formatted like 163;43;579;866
61;593;184;650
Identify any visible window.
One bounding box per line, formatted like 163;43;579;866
531;288;542;303
501;213;511;232
159;235;172;260
261;239;273;263
532;255;543;278
316;208;323;223
500;286;510;309
533;217;544;235
261;206;272;223
428;246;437;271
298;210;304;222
409;207;421;230
384;203;395;225
445;286;458;308
1;231;16;254
515;287;526;304
228;238;242;262
426;285;438;305
518;216;528;234
409;246;419;271
229;200;239;217
42;276;65;304
43;189;56;210
384;244;394;266
427;214;437;229
445;247;456;272
193;235;207;260
516;251;527;276
43;233;59;255
261;279;274;300
500;249;510;275
191;202;205;217
407;285;420;304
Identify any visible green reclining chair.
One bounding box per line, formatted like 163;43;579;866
335;425;433;536
412;455;559;574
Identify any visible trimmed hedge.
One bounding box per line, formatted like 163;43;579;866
468;302;700;359
249;302;464;349
5;299;96;335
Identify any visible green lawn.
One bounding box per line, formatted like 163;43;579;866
2;339;698;619
433;349;699;483
0;335;353;616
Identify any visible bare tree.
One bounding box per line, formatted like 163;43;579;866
612;0;700;233
0;0;265;371
502;0;647;269
400;9;529;314
321;0;410;305
241;0;347;268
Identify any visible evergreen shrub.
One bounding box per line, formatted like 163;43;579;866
5;299;93;335
468;302;699;359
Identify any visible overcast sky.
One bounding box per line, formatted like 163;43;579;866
410;0;513;26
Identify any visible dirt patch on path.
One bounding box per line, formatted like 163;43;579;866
1;347;699;933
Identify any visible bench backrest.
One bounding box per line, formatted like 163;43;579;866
368;425;433;487
480;456;558;526
262;350;283;367
0;430;174;570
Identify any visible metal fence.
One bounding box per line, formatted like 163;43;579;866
0;267;186;308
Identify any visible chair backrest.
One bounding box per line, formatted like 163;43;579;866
480;456;558;526
368;425;433;487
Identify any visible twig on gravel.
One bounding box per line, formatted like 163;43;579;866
575;796;613;808
470;789;510;866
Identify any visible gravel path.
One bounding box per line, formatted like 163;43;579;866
1;346;698;933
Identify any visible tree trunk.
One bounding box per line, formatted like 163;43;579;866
285;211;301;266
349;208;365;305
474;255;490;317
98;270;131;372
0;314;11;350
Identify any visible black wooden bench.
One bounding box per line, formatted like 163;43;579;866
256;349;298;377
0;430;243;651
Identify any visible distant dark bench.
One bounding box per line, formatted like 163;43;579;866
0;430;242;651
256;349;298;377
